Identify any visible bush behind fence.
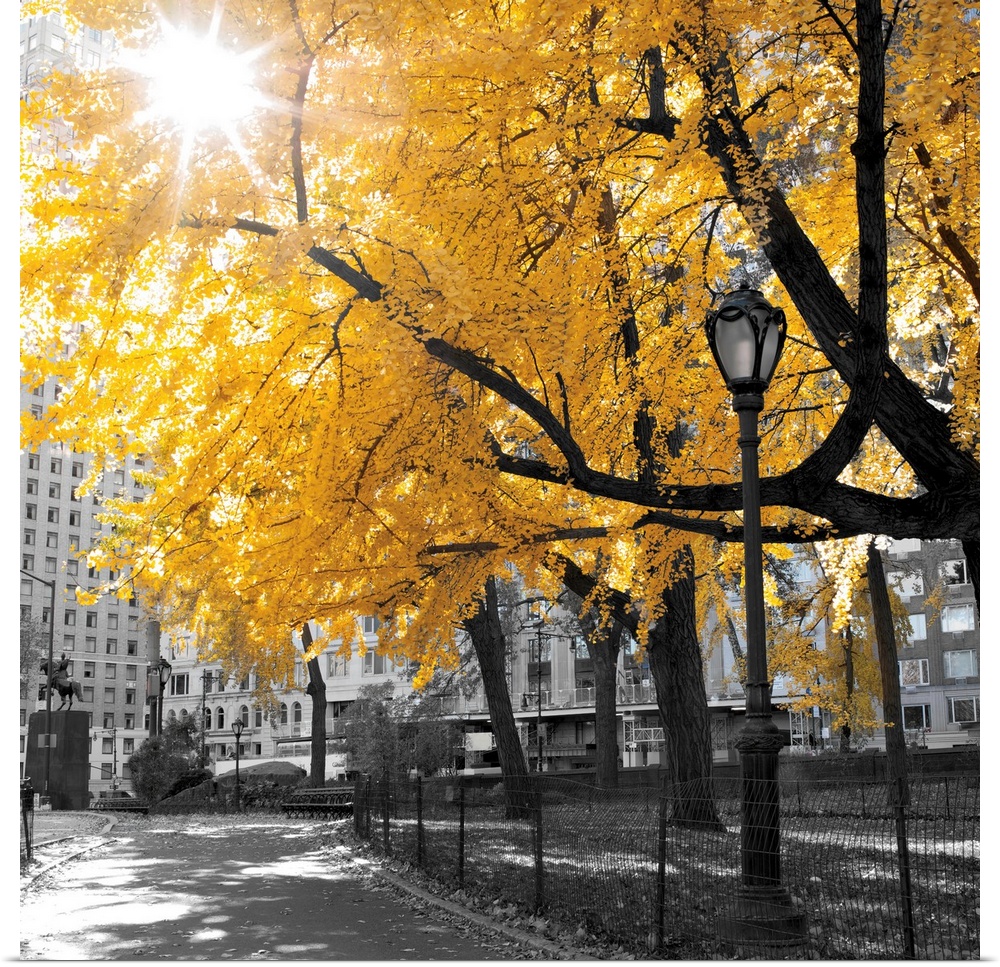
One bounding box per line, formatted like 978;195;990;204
352;772;979;960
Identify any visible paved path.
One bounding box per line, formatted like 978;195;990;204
19;814;537;960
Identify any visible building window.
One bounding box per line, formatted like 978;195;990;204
47;507;59;524
942;650;977;679
904;614;926;646
948;696;979;724
26;478;39;495
292;702;302;725
102;737;114;754
126;665;136;681
101;763;113;780
64;610;76;626
72;460;83;478
170;674;189;696
240;705;250;726
23;554;35;571
940;559;968;586
362;616;381;634
49;458;62;474
21;579;33;596
24;530;36;546
85;636;97;653
46;532;59;548
107;613;118;630
69;510;81;526
48;482;61;499
123;738;134;755
29;453;40;470
280;703;288;725
941;605;975;634
127;639;138;656
254;709;263;728
45;557;57;574
105;664;116;679
216;706;225;730
83;686;95;702
125;688;135;705
106;638;117;655
84;662;95;678
104;688;115;704
124;714;135;729
329;655;349;677
63;635;75;651
25;503;37;520
67;559;79;576
898;658;929;687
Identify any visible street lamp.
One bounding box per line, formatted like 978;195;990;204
149;657;172;738
705;285;805;945
231;718;245;812
20;569;55;799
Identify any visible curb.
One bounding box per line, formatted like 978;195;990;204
368;866;583;959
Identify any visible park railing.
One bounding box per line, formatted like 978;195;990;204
351;771;979;960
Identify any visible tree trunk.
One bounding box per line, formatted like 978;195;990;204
646;547;723;828
840;626;855;753
581;615;623;790
301;623;327;786
464;577;532;814
866;542;909;801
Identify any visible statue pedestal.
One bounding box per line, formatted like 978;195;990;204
24;711;91;810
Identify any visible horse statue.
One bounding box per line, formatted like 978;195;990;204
39;655;85;711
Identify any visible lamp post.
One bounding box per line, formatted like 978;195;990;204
231;718;245;812
148;657;173;738
705;285;805;945
20;569;55;799
157;657;172;737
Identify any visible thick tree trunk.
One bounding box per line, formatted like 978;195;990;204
647;547;722;828
301;623;327;786
584;617;623;790
464;577;531;814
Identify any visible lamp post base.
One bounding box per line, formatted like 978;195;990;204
718;886;807;948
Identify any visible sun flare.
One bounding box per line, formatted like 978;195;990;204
144;28;263;131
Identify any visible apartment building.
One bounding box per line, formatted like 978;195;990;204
886;538;980;747
19;14;164;799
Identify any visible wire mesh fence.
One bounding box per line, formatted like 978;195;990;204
352;771;979;959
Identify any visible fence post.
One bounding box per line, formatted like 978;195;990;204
655;775;669;951
21;777;34;863
382;775;390;854
892;775;916;959
364;775;372;838
416;776;424;867
458;779;466;889
533;779;544;913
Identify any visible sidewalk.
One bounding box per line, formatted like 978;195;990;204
19;812;576;960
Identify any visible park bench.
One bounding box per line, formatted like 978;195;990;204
281;785;354;818
89;796;149;814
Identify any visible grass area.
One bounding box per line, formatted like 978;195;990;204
359;775;979;959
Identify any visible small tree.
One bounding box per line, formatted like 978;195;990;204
20;613;47;701
127;717;203;803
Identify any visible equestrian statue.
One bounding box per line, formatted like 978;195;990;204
39;654;85;710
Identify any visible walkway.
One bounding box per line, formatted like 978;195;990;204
19;813;546;960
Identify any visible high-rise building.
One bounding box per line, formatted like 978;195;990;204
20;13;161;800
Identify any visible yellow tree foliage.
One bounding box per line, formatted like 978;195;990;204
20;0;978;690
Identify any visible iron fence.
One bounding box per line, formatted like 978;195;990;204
351;771;979;959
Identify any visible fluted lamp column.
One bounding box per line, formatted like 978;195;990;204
705;284;806;946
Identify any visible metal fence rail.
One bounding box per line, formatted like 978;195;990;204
352;772;979;960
